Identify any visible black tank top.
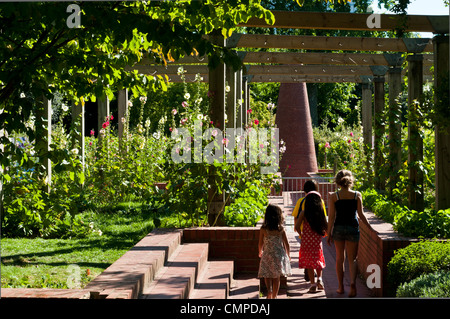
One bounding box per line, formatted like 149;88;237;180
334;191;359;228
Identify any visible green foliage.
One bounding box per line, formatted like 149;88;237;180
387;241;450;293
224;180;269;227
362;189;450;239
396;270;450;298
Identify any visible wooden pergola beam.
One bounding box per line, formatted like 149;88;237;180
226;33;434;53
139;52;434;66
240;11;449;34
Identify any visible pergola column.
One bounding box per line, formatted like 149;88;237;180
373;75;386;191
235;68;243;129
118;89;128;148
386;55;403;193
226;65;237;129
433;35;450;210
36;95;52;193
207;31;226;226
98;94;110;136
242;75;250;128
407;54;424;211
361;78;373;181
71;99;85;171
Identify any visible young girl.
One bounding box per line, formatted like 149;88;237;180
295;191;328;293
258;204;292;299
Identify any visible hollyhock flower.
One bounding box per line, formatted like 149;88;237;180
325;142;330;148
350;132;354;137
254;119;259;125
102;122;108;129
348;139;352;144
172;109;177;115
110;115;114;121
90;129;95;136
182;101;188;108
222;138;229;147
184;92;190;100
212;129;218;137
247;109;252;114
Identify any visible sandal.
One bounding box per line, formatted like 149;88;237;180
308;284;317;293
317;277;324;290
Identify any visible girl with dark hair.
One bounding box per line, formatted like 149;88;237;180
295;191;328;293
258;204;291;299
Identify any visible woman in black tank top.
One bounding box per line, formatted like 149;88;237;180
326;170;371;297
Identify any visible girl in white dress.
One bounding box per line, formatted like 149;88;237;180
258;204;292;299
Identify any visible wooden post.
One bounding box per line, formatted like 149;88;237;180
207;31;226;226
36;95;52;193
226;65;236;129
361;79;373;183
71;100;85;171
235;68;243;129
118;89;128;149
242;75;250;128
388;66;403;193
373;75;385;191
361;80;373;149
98;94;110;136
433;35;450;210
407;54;424;211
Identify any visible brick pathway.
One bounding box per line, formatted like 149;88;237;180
269;196;374;298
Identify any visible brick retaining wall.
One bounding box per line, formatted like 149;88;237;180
182;227;261;273
357;208;418;296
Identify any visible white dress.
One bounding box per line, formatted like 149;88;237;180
258;230;292;278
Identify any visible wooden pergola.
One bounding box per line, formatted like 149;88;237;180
40;10;449;211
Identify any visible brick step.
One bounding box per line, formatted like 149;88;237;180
0;288;91;299
140;243;209;299
85;228;182;299
189;260;234;299
229;273;260;299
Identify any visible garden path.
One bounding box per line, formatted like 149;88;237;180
269;196;374;298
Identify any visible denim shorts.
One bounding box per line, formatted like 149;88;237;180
332;225;360;242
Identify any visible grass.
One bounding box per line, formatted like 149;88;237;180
1;202;158;289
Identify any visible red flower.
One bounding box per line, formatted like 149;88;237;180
110;115;114;121
254;119;259;125
102;122;108;129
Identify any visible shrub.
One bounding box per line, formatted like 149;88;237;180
387;241;450;292
396;270;450;298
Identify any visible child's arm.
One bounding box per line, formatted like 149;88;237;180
294;210;305;234
282;229;290;259
356;192;371;228
327;193;337;245
258;228;265;257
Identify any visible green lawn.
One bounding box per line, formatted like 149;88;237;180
1;204;158;289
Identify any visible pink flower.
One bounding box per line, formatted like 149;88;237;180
172;109;177;115
247;109;252;114
325;142;330;148
89;141;93;146
169;127;173;132
110;115;114;121
222;138;229;147
212;129;218;137
102;122;108;129
348;139;352;144
182;101;188;108
90;130;95;136
350;132;354;137
254;119;259;125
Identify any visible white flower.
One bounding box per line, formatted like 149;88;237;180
20;93;26;98
337;117;344;124
153;131;161;139
62;104;69;112
267;102;275;109
71;148;79;155
177;67;185;75
197;114;204;120
140;96;147;104
225;85;231;93
184;93;190;100
127;101;133;107
121;117;126;124
145;119;151;128
195;97;203;105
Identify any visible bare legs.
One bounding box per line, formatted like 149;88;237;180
264;277;281;299
334;240;358;297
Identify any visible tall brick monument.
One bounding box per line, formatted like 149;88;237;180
275;82;318;179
